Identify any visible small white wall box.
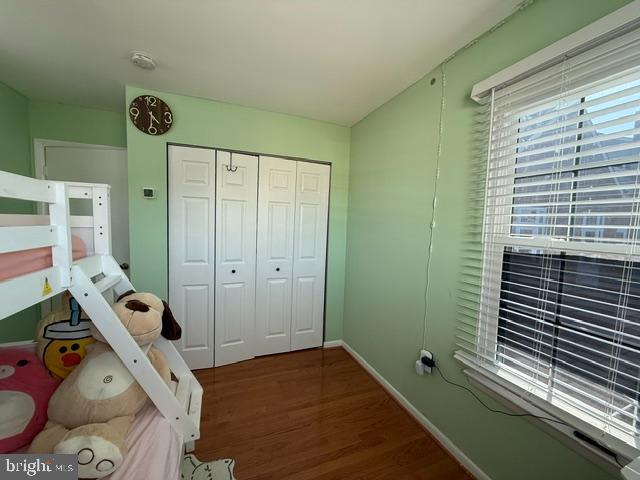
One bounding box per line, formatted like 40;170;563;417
143;187;155;199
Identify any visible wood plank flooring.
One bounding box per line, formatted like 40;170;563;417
194;347;473;480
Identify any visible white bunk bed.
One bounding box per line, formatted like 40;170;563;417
0;170;202;473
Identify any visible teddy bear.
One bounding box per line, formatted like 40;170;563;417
0;348;59;453
28;291;182;478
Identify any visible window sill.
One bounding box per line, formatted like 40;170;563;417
454;351;639;477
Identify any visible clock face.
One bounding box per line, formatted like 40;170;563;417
128;95;173;135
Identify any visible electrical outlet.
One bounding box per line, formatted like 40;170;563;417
420;349;434;374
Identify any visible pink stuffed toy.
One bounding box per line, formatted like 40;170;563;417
0;348;59;452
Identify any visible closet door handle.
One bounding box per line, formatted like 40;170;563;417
276;267;280;272
231;269;236;274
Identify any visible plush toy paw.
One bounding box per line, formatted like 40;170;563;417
54;434;123;478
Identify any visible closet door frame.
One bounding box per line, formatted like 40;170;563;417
167;143;331;366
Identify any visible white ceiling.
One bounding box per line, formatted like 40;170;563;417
0;0;522;126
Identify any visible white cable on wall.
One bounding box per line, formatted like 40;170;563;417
420;0;535;349
421;61;446;349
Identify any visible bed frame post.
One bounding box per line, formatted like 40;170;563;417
92;186;111;256
49;182;72;286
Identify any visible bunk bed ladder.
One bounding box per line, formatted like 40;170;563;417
69;255;202;447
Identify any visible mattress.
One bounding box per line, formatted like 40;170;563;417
104;397;181;480
0;235;87;282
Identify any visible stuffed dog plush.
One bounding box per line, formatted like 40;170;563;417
29;291;181;478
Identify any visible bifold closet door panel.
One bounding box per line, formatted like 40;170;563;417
168;145;216;370
214;151;259;366
291;162;330;351
255;156;297;356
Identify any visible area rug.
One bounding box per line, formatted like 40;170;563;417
181;453;236;480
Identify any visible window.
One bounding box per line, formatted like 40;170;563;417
464;26;640;449
498;250;640;436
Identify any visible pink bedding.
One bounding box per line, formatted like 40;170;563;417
104;399;181;480
20;401;181;480
0;235;87;282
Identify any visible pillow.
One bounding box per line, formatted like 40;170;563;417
0;348;59;453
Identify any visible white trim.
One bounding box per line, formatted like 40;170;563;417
471;0;640;101
323;340;343;348
455;351;640;462
341;341;491;480
464;367;624;476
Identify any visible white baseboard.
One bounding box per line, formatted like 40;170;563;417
323;340;344;348
341;341;491;480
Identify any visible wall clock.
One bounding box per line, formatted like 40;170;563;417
128;95;173;135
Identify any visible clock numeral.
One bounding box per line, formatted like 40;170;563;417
144;96;157;107
164;111;173;125
129;106;140;122
148;111;159;126
148;125;157;135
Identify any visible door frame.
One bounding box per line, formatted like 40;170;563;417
34;139;129;316
165;142;332;350
33;137;128;229
34;138;126;181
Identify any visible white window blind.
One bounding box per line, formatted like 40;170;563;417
459;26;640;448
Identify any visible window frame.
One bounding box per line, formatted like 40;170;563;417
476;70;640;455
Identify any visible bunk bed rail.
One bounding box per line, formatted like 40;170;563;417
0;169;202;449
0;171;112;316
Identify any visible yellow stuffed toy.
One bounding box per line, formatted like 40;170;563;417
36;294;95;380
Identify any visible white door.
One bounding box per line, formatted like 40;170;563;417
215;152;258;366
168;145;216;369
44;145;129;270
255;156;297;356
291;162;330;351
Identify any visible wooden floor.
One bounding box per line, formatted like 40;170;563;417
194;347;473;480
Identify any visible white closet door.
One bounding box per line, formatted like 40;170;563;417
215;151;258;366
255;156;297;356
291;162;330;351
168;145;216;369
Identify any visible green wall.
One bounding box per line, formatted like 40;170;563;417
0;92;126;342
125;86;350;341
344;1;632;479
0;82;32;208
29;100;126;147
0;82;39;341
